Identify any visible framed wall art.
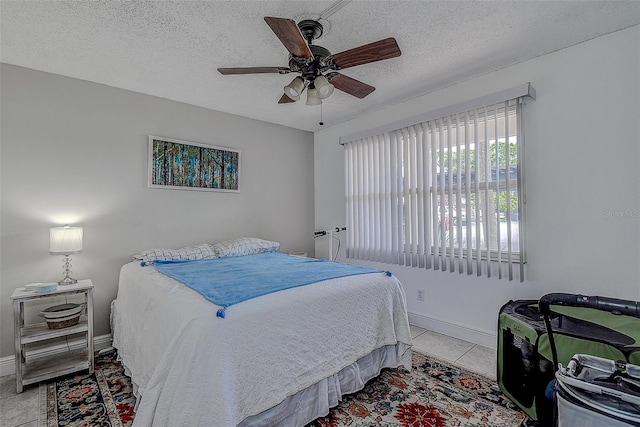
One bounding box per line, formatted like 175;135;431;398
148;136;240;192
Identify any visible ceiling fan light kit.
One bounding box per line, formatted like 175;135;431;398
305;87;322;106
314;75;334;99
218;15;401;107
284;76;305;101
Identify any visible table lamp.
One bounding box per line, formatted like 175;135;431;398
49;225;83;285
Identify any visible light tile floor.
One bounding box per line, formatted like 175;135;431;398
410;325;497;379
0;326;496;427
0;373;42;427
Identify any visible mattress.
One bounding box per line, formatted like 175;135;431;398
111;256;413;426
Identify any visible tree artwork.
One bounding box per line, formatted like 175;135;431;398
150;137;239;192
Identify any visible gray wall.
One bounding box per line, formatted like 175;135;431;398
0;64;315;358
314;26;640;347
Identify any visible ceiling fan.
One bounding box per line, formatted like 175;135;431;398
217;16;401;105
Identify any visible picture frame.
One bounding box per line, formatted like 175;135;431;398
148;136;240;192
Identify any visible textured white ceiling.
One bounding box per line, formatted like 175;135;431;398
2;1;639;132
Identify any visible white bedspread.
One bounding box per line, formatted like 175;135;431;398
112;260;413;426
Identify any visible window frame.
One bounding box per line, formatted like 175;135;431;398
342;85;534;281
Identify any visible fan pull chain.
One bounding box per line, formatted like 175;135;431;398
319;103;324;126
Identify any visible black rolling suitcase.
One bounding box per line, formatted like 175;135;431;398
539;293;640;426
498;297;640;425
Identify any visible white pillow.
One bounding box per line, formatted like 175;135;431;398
211;237;280;258
134;243;217;265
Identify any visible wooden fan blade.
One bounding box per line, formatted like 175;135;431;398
264;17;313;59
332;37;401;69
278;94;297;104
218;67;290;75
329;73;375;99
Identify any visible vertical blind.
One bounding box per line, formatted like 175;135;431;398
343;86;534;281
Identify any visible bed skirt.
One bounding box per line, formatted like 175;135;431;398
240;342;411;426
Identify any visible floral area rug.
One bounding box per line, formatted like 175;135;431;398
45;349;529;426
45;349;135;427
308;351;528;426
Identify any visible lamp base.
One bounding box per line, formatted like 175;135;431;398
58;276;78;286
58;254;78;285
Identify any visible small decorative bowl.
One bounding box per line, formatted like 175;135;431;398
41;303;82;319
42;303;82;329
24;282;58;293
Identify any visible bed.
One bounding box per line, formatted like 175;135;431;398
111;238;413;426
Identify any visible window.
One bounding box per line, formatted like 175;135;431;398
342;85;534;281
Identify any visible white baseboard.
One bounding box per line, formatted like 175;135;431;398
0;334;112;377
408;311;497;350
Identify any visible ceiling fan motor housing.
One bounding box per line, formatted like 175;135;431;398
289;44;334;83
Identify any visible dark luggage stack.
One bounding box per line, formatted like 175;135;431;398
498;296;640;425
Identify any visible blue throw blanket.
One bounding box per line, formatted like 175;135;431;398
153;252;383;317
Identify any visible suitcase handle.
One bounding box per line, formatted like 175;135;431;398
539;293;640;317
540;293;640;372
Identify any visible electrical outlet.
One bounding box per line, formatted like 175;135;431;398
417;289;424;301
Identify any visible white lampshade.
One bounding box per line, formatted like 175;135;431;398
50;226;83;254
283;77;305;101
314;75;334;99
306;87;322;106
